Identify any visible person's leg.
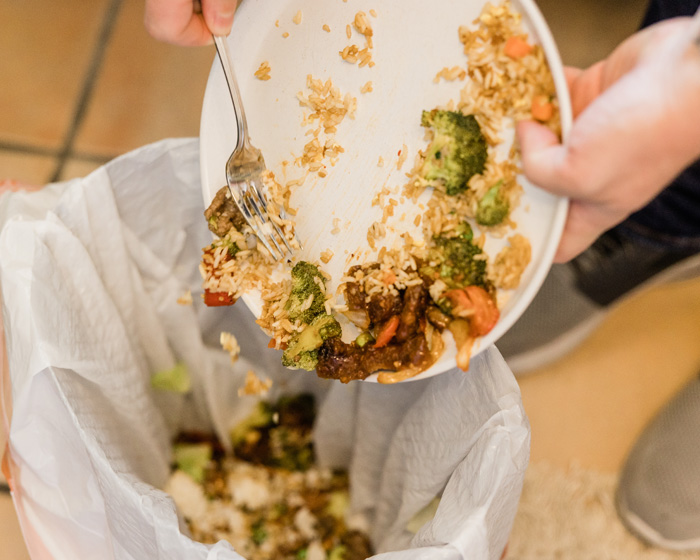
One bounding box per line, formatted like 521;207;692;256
615;376;700;550
612;2;700;550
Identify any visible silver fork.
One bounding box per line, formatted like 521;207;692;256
212;34;295;261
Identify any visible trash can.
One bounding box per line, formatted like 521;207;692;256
0;139;528;560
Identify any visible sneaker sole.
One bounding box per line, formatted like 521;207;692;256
506;252;700;376
617;498;700;552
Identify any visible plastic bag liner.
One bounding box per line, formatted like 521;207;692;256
0;139;529;560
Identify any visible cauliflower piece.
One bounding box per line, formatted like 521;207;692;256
164;470;208;520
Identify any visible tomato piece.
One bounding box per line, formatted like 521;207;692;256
444;286;500;337
462;286;500;336
444;289;472;313
373;315;400;348
203;290;236;307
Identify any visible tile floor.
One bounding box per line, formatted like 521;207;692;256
2;0;700;558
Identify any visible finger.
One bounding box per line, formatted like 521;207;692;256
202;0;237;36
144;0;212;46
567;61;606;117
553;201;625;262
553;220;600;263
516;120;572;194
563;66;583;90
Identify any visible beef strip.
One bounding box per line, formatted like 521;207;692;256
344;281;367;312
204;185;246;237
343;265;403;328
315;333;430;383
395;283;428;342
315;338;365;383
367;292;403;324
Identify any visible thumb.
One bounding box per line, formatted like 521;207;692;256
553;200;625;262
202;0;237;36
516;120;570;194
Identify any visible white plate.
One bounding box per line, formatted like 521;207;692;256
200;0;571;381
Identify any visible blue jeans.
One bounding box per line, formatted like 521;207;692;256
615;0;700;252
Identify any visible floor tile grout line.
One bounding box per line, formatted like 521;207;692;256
0;142;59;159
49;0;123;183
0;141;116;165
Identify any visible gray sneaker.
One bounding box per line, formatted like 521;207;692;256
497;229;700;375
615;377;700;551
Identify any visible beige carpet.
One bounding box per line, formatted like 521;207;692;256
506;462;700;559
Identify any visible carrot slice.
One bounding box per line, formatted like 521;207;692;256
462;286;499;336
444;286;500;337
444;289;472;314
504;35;533;58
531;95;554;122
373;315;400;348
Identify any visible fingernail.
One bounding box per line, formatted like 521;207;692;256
211;11;235;35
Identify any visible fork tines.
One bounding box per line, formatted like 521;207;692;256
227;178;295;261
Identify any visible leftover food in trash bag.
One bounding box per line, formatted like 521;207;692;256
166;394;373;560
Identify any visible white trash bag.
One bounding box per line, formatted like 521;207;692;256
0;139;529;560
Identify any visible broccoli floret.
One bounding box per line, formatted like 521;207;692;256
251;519;268;545
230;401;274;447
209;232;241;259
270;426;315;471
223;233;241;258
231;393;317;470
421;222;490;291
419;109;488;196
282;314;342;371
454;220;474;241
285;261;327;325
436;236;487;289
281;348;320;372
476;180;510;226
172;442;212;483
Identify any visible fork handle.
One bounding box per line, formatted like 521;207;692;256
214;34;249;153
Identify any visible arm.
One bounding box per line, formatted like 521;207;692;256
144;0;238;46
518;15;700;262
